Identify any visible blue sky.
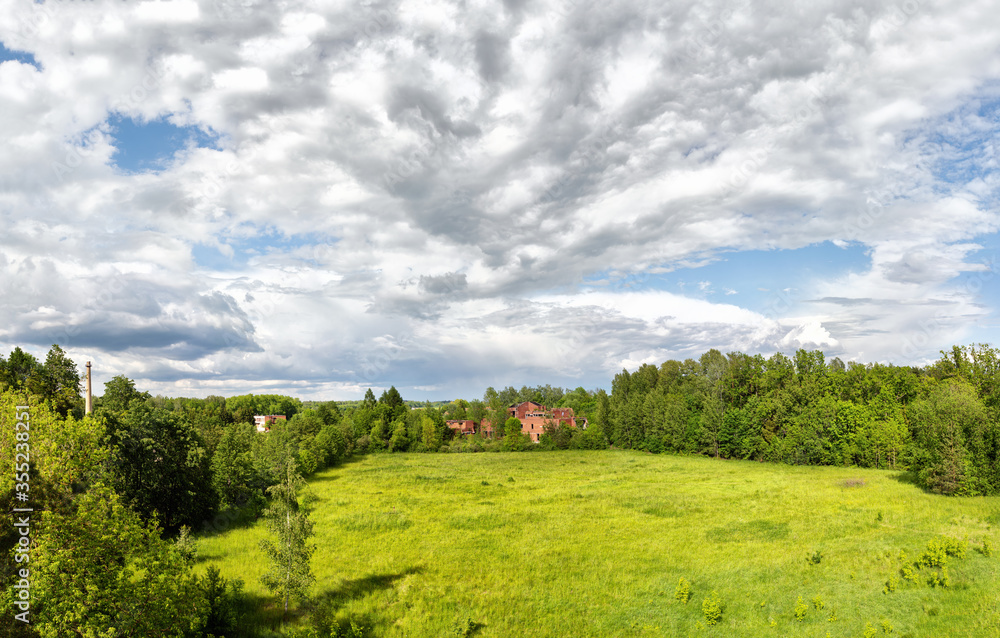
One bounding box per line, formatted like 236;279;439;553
107;115;220;174
0;41;39;70
0;0;998;400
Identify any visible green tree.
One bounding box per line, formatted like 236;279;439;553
38;344;83;416
908;380;995;495
98;375;150;414
32;485;207;638
212;422;266;513
104;401;217;530
0;347;40;391
259;455;316;617
421;412;442;450
503;417;524;451
390;418;411;451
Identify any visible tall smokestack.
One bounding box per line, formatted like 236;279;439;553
85;361;92;415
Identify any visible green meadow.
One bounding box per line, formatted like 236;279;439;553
196;451;1000;637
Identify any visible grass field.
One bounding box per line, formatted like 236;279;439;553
196;451;1000;637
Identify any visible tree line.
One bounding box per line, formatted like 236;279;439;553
2;342;999;635
0;346;359;637
596;345;1000;496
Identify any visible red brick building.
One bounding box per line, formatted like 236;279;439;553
481;401;582;443
446;419;476;435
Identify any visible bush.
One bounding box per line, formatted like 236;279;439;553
883;575;897;594
794;595;807;621
674;577;691;604
702;591;723;626
199;565;247;637
927;566;950;588
917;537;966;568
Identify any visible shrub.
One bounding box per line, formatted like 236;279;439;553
199;565;246;637
675;577;691;604
863;622;878;638
900;563;918;582
806;549;823;565
918;537;965;568
450;617;477;636
979;539;994;557
794;595;808;621
812;595;824;610
175;524;197;564
883;575;897;594
927;566;949;588
702;591;723;626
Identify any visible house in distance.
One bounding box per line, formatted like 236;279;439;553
451;401;586;443
254;414;286;433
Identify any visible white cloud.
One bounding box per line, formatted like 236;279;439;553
0;0;999;399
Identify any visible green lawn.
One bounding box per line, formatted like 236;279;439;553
196;451;1000;637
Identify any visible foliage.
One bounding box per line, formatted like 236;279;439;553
702;591;723;626
212;421;267;513
103;400;217;531
259;454;316;616
31;486;207;638
674;577;691;603
199;565;247;637
907;380;996;495
794;595;808;620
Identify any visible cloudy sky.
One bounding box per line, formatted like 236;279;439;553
0;0;997;401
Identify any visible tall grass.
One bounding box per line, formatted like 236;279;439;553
196;451;1000;637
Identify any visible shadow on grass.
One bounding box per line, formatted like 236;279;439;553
302;567;425;637
315;566;425;607
195;456;371;541
891;470;919;485
230;590;310;637
195;504;265;540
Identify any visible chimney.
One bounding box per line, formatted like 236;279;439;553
85;361;92;415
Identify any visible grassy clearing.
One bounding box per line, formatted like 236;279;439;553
196;451;1000;637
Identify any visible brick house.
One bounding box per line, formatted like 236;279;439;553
480;401;581;443
446;419;476;435
254;414;286;433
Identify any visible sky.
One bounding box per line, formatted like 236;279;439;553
0;0;997;401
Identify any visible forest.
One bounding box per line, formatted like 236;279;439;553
0;343;998;636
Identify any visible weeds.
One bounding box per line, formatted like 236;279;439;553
794;595;808;621
702;591;723;626
882;575;897;594
977;539;993;557
674;577;691;604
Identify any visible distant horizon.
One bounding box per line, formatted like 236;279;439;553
70;341;982;405
2;1;997;403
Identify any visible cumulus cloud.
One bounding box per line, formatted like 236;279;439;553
0;0;998;398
